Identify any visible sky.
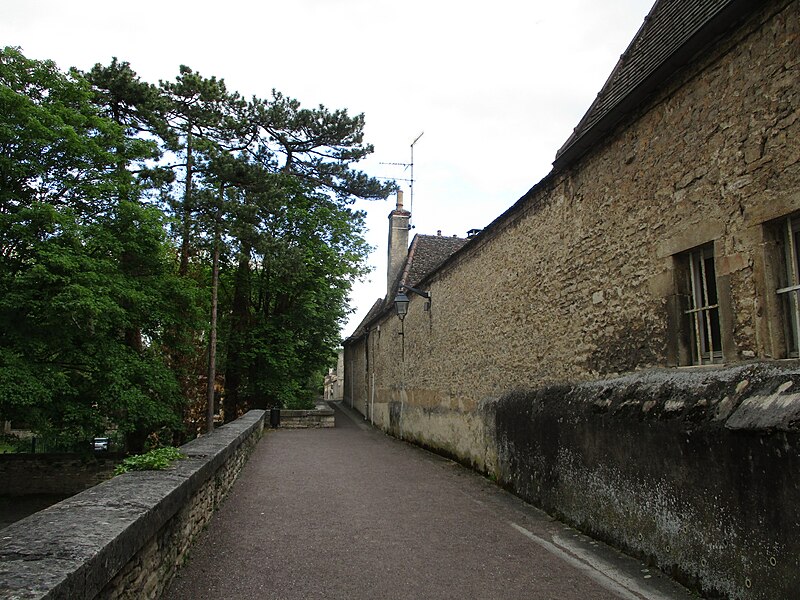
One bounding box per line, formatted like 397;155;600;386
2;0;656;338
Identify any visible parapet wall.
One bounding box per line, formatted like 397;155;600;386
279;400;335;429
384;363;799;600
495;363;800;600
0;410;265;600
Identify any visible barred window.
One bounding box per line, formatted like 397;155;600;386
776;216;800;357
684;245;722;364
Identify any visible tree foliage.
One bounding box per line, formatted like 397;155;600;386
0;47;387;447
0;48;200;450
222;171;370;412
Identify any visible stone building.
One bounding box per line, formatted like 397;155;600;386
346;192;468;417
344;0;799;597
323;350;344;402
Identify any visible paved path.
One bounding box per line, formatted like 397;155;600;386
163;403;692;600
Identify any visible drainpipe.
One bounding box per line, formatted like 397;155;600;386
370;372;375;426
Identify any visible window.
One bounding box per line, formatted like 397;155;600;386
684;245;723;364
776;216;800;357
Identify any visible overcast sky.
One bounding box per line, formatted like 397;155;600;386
3;0;655;338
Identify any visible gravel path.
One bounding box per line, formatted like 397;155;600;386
163;402;692;600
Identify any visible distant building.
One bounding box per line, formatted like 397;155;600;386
323;350;344;402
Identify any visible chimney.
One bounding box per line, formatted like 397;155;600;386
387;190;410;296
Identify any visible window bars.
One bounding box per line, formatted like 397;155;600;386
777;216;800;357
685;245;722;364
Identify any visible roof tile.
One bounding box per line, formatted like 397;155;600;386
555;0;746;166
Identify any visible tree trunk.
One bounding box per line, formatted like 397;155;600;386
206;199;222;433
223;241;251;422
179;130;193;276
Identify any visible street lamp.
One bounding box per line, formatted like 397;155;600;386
393;285;431;321
394;292;410;321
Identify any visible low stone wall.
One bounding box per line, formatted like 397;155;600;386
376;362;799;600
279;400;335;429
0;410;265;600
493;363;800;600
0;453;124;496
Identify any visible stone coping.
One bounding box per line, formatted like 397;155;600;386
0;410;265;600
277;400;335;429
279;399;335;419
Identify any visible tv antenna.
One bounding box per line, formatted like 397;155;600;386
380;131;424;220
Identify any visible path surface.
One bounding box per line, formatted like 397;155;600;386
163;403;692;600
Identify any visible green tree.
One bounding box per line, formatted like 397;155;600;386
1;48;388;443
0;48;196;451
85;58;175;195
160;66;249;276
219;92;393;418
221;171;371;415
253;90;392;201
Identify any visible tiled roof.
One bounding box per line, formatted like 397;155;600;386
347;298;384;340
554;0;751;168
345;233;468;341
401;234;469;288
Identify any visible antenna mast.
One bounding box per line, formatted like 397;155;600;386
409;131;424;217
379;131;424;228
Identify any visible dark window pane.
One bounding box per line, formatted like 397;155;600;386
703;255;718;305
708;306;721;355
793;230;800;281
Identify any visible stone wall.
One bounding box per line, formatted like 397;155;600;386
406;0;797;402
279;401;335;428
348;0;799;472
344;334;369;417
0;453;123;496
343;2;800;599
0;410;264;600
493;364;800;600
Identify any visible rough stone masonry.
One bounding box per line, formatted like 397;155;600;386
344;1;800;598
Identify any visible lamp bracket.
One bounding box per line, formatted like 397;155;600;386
399;285;431;300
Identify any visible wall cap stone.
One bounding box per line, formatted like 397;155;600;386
279;400;335;419
499;362;800;433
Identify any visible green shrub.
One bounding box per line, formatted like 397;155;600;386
114;446;186;475
0;436;16;453
284;388;316;410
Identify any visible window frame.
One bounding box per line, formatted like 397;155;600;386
683;244;723;365
776;215;800;358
